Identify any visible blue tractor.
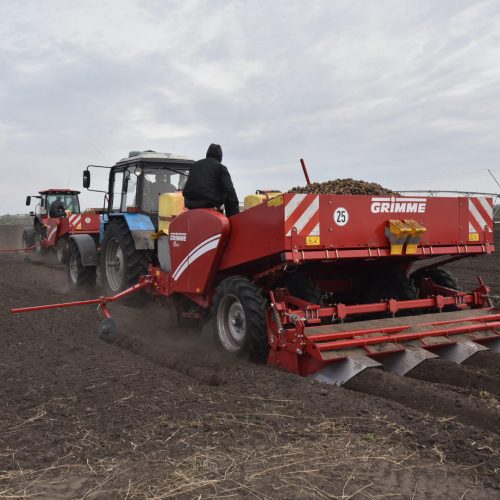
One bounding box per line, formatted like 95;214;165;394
67;151;194;293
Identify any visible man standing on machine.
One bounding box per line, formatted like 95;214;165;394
182;143;239;217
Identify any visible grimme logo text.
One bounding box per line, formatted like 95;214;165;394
371;197;427;214
170;232;187;241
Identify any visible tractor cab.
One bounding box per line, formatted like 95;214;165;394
83;151;194;218
23;189;83;260
41;189;80;217
26;189;81;224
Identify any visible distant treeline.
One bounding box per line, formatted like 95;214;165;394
0;214;31;225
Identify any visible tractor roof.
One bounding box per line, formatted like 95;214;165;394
39;189;81;195
115;151;194;167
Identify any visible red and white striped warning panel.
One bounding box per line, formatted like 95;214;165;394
284;194;320;238
468;197;493;238
69;214;82;229
47;225;58;242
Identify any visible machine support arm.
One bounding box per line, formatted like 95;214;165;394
0;243;41;253
11;276;153;314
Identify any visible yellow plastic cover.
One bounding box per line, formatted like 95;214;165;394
159;192;185;233
244;192;282;210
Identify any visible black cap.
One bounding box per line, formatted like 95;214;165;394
206;143;222;161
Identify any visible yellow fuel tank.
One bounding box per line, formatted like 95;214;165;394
159;192;185;233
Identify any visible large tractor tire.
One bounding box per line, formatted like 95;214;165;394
212;276;268;361
411;267;461;311
101;218;150;295
411;267;461;293
362;268;418;316
22;227;35;247
280;270;322;304
33;232;49;256
67;240;96;289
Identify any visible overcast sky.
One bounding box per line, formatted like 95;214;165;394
1;0;500;214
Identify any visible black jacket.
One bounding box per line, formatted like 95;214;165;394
182;144;239;217
49;200;66;218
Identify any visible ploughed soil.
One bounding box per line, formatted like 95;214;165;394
1;225;500;499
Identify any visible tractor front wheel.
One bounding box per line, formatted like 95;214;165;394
56;238;68;264
212;276;268;361
34;233;48;255
22;228;35;260
101;219;150;295
67;240;96;289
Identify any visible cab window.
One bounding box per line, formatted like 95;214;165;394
122;166;139;211
46;194;80;214
111;171;125;211
140;165;189;213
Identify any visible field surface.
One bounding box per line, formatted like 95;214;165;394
1;225;499;499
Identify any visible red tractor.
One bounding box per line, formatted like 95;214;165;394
23;189;100;264
14;179;500;384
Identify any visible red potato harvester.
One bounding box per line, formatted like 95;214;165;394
12;162;500;385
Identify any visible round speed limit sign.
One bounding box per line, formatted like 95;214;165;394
333;207;349;226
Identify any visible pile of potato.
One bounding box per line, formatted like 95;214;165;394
289;178;397;195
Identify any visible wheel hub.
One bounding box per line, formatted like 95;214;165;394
105;238;124;292
217;295;247;352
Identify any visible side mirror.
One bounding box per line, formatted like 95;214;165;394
83;170;91;188
26;196;31;206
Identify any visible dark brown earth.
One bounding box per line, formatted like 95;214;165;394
1;225;499;499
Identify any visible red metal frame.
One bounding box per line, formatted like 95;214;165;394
266;279;500;376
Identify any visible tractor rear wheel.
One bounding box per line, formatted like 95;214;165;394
212;276;268;361
67;240;96;289
411;267;461;293
101;219;150;295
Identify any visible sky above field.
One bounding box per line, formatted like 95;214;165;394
1;0;500;214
